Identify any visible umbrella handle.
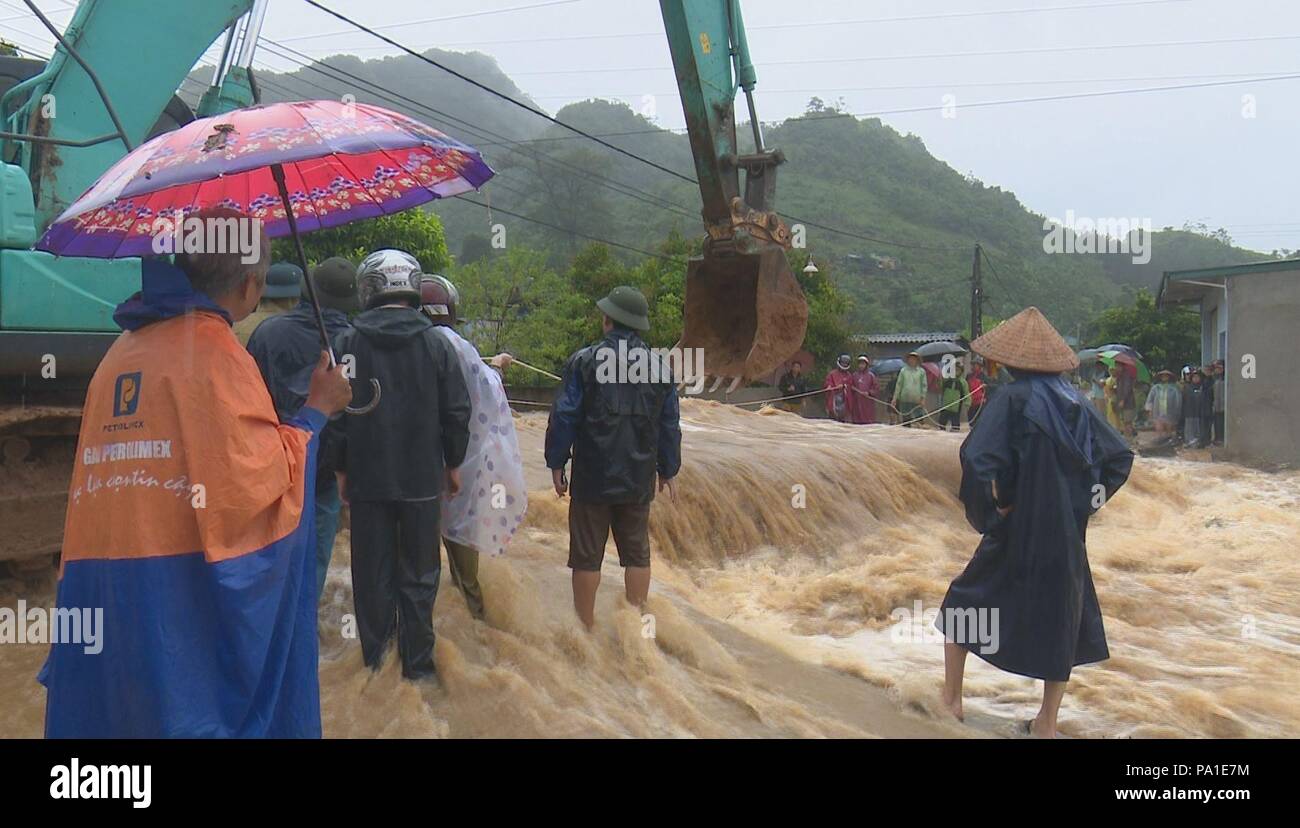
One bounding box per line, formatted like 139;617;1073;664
345;378;382;415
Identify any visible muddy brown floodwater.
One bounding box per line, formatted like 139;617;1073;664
2;400;1298;738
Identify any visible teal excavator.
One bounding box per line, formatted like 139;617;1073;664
0;0;266;567
0;0;805;569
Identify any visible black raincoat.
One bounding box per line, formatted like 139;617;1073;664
544;327;681;504
247;301;352;493
936;371;1133;681
330;307;471;502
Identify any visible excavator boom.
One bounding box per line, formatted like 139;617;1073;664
659;0;807;385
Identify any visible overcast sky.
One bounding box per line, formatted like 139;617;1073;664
8;0;1299;251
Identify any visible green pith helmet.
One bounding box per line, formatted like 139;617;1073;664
311;256;359;312
596;285;650;331
264;262;303;298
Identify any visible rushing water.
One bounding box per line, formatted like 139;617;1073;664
2;400;1297;738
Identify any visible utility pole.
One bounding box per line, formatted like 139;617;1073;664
970;243;983;341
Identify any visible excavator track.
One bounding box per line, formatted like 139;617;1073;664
0;404;80;570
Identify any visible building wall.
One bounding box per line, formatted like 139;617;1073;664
1224;271;1300;468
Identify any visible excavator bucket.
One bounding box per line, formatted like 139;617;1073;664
679;246;808;384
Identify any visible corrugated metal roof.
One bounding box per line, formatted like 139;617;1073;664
856;331;961;344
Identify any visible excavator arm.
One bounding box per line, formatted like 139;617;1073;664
2;0;258;229
659;0;807;388
0;0;261;348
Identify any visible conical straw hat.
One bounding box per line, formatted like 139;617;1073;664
970;306;1079;373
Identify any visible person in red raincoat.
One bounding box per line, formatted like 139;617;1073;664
848;354;879;424
823;354;853;422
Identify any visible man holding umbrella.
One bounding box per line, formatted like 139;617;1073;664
40;208;353;737
33;97;496;718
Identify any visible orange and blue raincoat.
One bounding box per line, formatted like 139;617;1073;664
38;261;325;738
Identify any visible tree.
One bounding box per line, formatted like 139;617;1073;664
270;208;451;273
630;231;690;349
1086;289;1200;371
507;144;615;256
791;252;852;377
453;246;592;383
568;243;625;301
460;232;492;264
1181;220;1234;247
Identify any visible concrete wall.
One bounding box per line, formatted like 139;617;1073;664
1223;270;1300;469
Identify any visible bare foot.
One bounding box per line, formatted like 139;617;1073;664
941;693;964;722
1025;716;1058;738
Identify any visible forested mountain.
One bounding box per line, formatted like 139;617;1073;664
183;47;1274;338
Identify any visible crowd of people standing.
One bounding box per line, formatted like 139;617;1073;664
1079;358;1226;449
779;349;995;430
790;341;1226;455
40;208;681;737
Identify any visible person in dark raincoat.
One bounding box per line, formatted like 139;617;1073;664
935;307;1134;738
545;286;681;629
332;249;472;681
247;257;358;601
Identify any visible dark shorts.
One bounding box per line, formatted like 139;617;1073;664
567;500;652;571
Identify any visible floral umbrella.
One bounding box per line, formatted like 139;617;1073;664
37;99;494;412
38;99;493;257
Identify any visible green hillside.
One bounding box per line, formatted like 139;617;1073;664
190;50;1275;338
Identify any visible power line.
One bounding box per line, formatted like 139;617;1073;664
782;72;1300;122
787;215;965;252
259;40;701;222
254;39;701;221
979;247;1026;314
276;0;581;44
454;195;683;263
417;57;1300;143
288;5;974;254
291;2;1300;261
502;34;1300;77
289;0;1192;52
0;14;1020;264
521;71;1300;100
301;0;698;184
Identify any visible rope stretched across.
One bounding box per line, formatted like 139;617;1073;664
505;382;981;429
